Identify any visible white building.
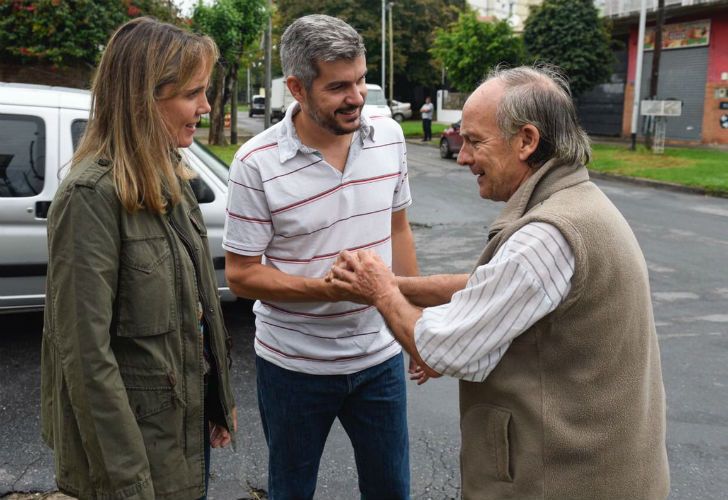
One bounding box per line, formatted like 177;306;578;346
466;0;544;31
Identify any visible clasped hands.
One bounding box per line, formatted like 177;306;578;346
324;250;431;385
324;249;397;306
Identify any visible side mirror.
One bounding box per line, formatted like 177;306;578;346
189;176;215;204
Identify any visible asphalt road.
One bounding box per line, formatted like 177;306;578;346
1;138;727;499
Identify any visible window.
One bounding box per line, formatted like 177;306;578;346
71;119;87;151
366;88;386;106
0;114;45;197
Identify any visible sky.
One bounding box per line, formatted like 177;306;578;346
173;0;211;17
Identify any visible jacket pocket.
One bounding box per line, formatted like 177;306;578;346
460;403;513;486
121;371;185;420
117;236;176;337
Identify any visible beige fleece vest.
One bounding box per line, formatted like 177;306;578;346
459;160;669;499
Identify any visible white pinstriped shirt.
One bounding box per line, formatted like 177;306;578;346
414;222;575;382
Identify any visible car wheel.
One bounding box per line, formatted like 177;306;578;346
439;138;452;159
393;113;404;123
248;111;253;118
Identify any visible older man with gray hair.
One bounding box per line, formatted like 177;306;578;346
224;13;417;500
331;65;670;499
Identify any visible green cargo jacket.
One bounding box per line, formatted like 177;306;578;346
40;157;236;500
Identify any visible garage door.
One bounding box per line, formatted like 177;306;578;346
638;47;708;141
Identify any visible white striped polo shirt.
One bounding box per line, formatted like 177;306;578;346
414;222;575;382
223;103;411;375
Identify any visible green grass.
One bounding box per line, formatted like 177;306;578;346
205;144;239;165
399;120;449;138
590;143;728;194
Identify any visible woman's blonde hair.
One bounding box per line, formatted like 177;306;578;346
73;17;218;213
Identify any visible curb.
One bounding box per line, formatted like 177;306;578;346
586;170;728;199
404;138;728;199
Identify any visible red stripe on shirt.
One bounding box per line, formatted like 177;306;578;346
265;235;391;263
226;209;272;224
260;301;374;318
362;141;403;150
262;158;323;183
270;172;400;215
256;337;397;362
240;142;278;162
229;178;264;192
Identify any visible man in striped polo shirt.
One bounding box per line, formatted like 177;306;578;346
223;14;418;500
332;66;669;499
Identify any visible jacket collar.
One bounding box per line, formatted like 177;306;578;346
488;159;590;241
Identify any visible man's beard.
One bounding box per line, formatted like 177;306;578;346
306;99;362;136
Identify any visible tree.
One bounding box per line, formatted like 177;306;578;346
523;0;613;97
193;0;267;145
0;0;180;69
273;0;466;97
430;10;523;92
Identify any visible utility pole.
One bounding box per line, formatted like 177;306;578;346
646;0;665;148
388;2;394;104
630;0;647;151
231;70;238;144
264;0;272;129
381;0;386;96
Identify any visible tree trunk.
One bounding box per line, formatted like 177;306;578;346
208;63;227;146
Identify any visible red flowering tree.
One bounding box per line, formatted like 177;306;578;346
0;0;181;68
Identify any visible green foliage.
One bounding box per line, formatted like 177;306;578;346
523;0;614;96
192;0;266;68
274;0;466;91
0;0;181;67
430;10;523;92
192;0;267;145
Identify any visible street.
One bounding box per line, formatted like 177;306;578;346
1;139;727;499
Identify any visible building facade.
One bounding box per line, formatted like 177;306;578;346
603;0;728;144
467;0;544;32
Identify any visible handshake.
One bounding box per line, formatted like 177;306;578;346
324;250;435;385
324;249;399;307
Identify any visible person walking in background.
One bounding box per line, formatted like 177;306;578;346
41;17;236;500
420;95;434;141
223;14;418;500
331;65;670;500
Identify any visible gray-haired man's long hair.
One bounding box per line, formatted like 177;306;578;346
280;14;366;91
487;65;591;167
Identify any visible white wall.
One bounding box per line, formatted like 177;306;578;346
436;90;463;124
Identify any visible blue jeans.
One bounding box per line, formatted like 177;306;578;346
256;353;410;500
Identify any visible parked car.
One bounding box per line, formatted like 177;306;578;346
364;84;392;118
0;82;233;313
439;120;462;159
389;99;412;123
249;94;265;117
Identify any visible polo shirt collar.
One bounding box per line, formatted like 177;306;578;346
276;102;375;163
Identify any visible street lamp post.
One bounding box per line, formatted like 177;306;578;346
630;0;647;150
381;0;386;97
388;2;394;104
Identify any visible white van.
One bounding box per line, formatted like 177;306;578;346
364;84;392;118
0;82;233;313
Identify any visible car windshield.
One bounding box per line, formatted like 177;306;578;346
253;97;265;104
366;88;386;106
187;140;229;183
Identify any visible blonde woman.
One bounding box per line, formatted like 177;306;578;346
41;17;236;500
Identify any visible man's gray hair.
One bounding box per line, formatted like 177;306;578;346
486;65;591;167
280;14;366;90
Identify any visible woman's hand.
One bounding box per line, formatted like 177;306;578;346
209;407;237;448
